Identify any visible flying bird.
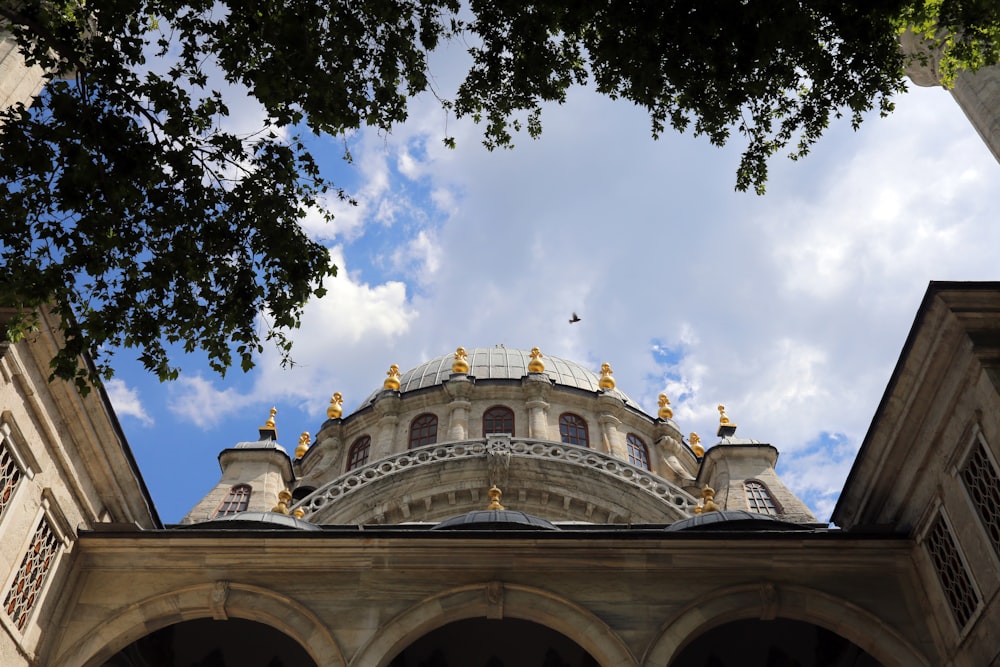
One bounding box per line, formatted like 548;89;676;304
569;313;581;324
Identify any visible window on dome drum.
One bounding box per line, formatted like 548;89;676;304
0;433;24;521
213;484;251;518
745;480;779;515
346;436;372;471
409;414;438;449
483;406;515;436
4;517;59;631
626;434;650;470
559;413;589;447
960;437;1000;561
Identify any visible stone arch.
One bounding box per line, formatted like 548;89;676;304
53;581;345;667
350;581;637;667
641;582;930;667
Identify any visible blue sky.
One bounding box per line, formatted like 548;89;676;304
103;55;1000;525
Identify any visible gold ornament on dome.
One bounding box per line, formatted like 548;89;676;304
718;405;733;425
598;362;616;390
657;394;673;420
689;432;704;458
261;407;277;429
272;489;292;515
327;392;343;419
487;485;505;510
528;347;545;373
383;364;401;391
292;508;305;519
452;346;470;374
295;432;310;459
700;485;720;513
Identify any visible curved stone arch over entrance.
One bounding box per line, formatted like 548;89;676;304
641;582;930;667
55;581;345;667
351;581;638;667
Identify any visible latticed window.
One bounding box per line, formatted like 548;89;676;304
559;414;589;447
483;406;514;436
213;484;251;518
4;518;59;631
745;480;779;515
0;435;24;520
961;439;1000;559
926;513;980;630
626;434;650;470
409;414;438;449
346;436;371;471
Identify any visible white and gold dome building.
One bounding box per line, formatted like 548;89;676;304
4;284;1000;666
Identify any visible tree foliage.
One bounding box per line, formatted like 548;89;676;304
0;0;998;388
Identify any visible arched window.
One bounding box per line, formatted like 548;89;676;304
213;484;251;518
745;480;779;515
626;433;650;470
483;406;515;436
559;413;589;447
346;436;371;471
409;414;438;449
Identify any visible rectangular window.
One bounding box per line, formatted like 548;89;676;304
925;513;980;630
3;517;60;631
0;434;24;520
960;438;1000;560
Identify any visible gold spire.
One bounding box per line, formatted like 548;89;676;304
258;407;278;440
689;432;704;458
598;362;616;390
272;489;292;515
327;392;343;419
295;432;310;459
383;364;401;391
717;404;738;437
486;485;505;510
657;394;673;420
528;347;545;373
700;485;720;513
452;346;470;374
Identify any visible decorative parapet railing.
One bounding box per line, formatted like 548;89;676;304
295;437;699;516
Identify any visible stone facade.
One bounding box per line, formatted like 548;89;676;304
2;286;1000;665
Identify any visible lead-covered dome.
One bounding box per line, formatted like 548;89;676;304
361;347;642;410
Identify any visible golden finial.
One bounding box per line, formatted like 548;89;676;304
292;507;305;519
657;394;673;420
717;405;738;437
486;485;505;510
689;432;704;457
272;489;292;515
383;364;401;391
295;432;310;459
693;504;703;515
258;407;278;440
701;485;720;512
452;346;470;374
598;362;616;390
327;392;343;419
528;347;545;373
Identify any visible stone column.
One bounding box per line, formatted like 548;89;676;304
372;393;401;460
444;375;474;440
596;394;626;458
522;374;552;440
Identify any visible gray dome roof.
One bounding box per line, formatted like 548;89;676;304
361;348;641;410
431;509;559;531
665;510;811;532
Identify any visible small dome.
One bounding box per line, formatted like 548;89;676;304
361;348;641;410
177;511;321;531
431;509;560;531
665;510;811;532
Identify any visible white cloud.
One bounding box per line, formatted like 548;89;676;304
105;379;154;427
167;375;246;429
